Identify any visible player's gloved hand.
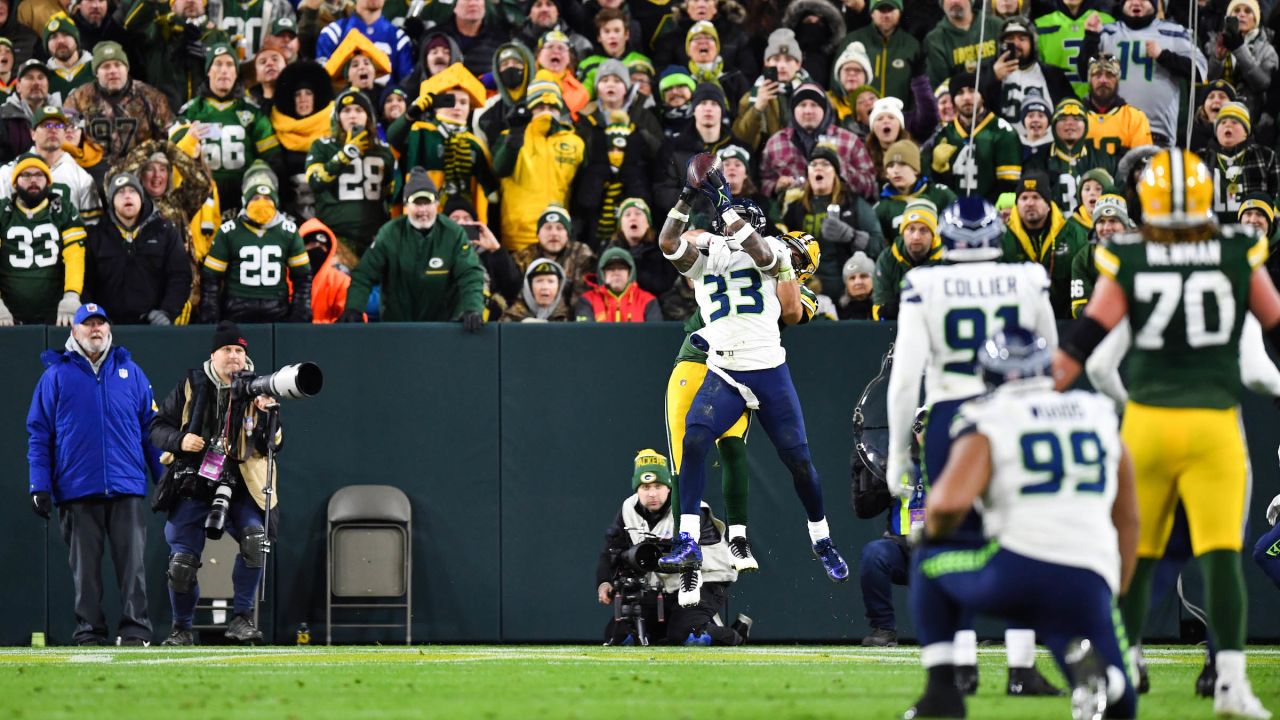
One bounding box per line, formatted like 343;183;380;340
145;309;171;326
460;310;483;333
1267;493;1280;527
773;243;795;282
706;235;734;275
821;214;855;244
700;166;734;214
338;308;365;323
0;296;13;326
677;183;700;209
406;92;435;121
56;292;80;327
32;491;51;519
885;455;913;499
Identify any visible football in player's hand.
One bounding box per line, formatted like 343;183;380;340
686;152;719;188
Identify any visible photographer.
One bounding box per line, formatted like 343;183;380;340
595;450;749;646
149;322;282;646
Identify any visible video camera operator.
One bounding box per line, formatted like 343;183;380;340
148;321;282;646
595;449;750;647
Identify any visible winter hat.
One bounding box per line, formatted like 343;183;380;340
1216;101;1251;134
685;20;720;53
526;79;565;109
598;245;633;272
1088;53;1121;78
242;181;279;207
998;15;1035;42
995;192;1016;211
872;0;903;10
690;81;728;113
883;140;921;174
1019;93;1050;121
764;28;802;63
538;29;572;50
205;43;236;75
624;53;656;78
791;82;827;111
106;171;143;202
1238;191;1274;230
1051;97;1087;126
29;104;68;129
808;144;842;175
717;143;751;165
900;198;938;234
211;320;249;353
1226;0;1260;21
271;16;298;36
537;205;572;234
868;96;905;129
242;159;279;196
10;153;51;186
442;194;478;219
404;167;438;203
658;66;696;94
949;68;976;93
526;258;562;279
1201;79;1237;104
631;448;673;490
1093;193;1132;227
1078;168;1115;200
617;197;651;224
595;58;631;91
42;12;80;49
842;251;875;279
834;41;873;84
1016;170;1053;205
91;41;128;73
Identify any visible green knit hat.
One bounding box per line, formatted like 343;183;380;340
537;205;572;234
1077;167;1114;204
42;12;80;50
242;181;279;208
91;41;128;73
616;197;651;224
632;449;672;490
205;43;236;76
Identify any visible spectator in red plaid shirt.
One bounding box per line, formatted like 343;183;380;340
759;83;876;201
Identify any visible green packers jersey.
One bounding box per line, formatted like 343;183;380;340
47;60;94;104
1035;9;1116;97
1070;241;1099;318
924;115;1021;200
1095;227;1266;408
0;190;87;323
306;137;395;252
217;0;273;58
675;284;818;364
1023;143;1117;214
180;96;281;199
203;217;307;300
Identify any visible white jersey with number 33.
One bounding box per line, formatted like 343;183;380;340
688;240;785;372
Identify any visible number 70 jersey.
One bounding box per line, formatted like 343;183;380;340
689;242;785;371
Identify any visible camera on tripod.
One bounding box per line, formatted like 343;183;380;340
606;533;672;646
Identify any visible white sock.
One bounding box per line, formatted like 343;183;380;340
1216;650;1246;685
728;524;747;540
680;514;701;539
807;518;830;544
921;642;954;668
953;630;978;666
1005;628;1036;669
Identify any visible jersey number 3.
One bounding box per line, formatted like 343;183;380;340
705;270;764;321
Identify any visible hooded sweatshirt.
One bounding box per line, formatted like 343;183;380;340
502;257;572;321
400;30;463;102
299;217;353;323
475;41;536;148
573;246;661;322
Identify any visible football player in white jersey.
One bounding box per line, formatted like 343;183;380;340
887;197;1062;695
656;155;849;604
903;326;1139;719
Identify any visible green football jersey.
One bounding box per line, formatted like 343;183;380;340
180;96;281;201
0;190;86;323
1095;227;1267;408
203;217;307;300
674;284;818;364
306;137;395;253
924;115;1022;200
1035;9;1116;98
217;0;276;58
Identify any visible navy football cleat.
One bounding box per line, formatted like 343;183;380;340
812;538;850;582
658;532;702;572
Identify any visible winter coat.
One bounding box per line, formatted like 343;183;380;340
399;30;464;103
344;215;485;322
607;235;679;298
493;113;585;252
1205;26;1279;119
83;202;191;324
571;102;656;250
512;239;596;303
474;42;536;149
64;79;175;167
0;93;36;164
871;231;943;320
27;340;163;504
438;15;510;79
1001;202;1087;318
838;26;920;112
501;257;573;321
781;0;846;88
572;246;662;322
649;0;757;81
760;91;877;199
781;187;884;294
300;218;353;324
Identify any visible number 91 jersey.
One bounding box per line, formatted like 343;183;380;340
900;261;1058;404
690;239;785;372
1094;227;1264;409
954;385;1123;592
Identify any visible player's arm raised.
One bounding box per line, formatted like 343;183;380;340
697;164;780;273
1112;442;1139;595
924;432;992;538
659;184;704;274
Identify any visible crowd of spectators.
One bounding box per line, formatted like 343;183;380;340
1;0;1279;328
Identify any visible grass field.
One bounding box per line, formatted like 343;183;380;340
0;645;1275;719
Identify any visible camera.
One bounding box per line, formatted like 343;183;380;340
205;481;233;539
231;362;324;400
433;93;457;109
1002;41;1018;59
462;224;481;240
606;534;671;646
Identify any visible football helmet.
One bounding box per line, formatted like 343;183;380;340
781;230;820;283
938;197;1004;262
977;325;1052;388
712;198;770;236
1137;148;1215;230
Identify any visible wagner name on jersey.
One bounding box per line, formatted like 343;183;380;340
896;261;1059;404
686;239;788;372
1094;226;1265;409
952;384;1123;592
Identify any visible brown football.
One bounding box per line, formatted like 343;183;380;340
685;151;718;187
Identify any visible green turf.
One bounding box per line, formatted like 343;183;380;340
0;645;1275;719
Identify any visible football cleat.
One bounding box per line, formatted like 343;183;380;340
684;631;712;647
1214;675;1272;719
811;537;849;582
658;531;702;572
1065;639;1108;720
678;568;703;607
225;614;263;644
728;535;759;572
903;684;966;719
160;628;194;646
731;613;754;643
955;665;979;695
1008;666;1064;697
1197;651;1217;698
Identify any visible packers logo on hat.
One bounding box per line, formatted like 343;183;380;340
46;18;58;31
213;46;230;57
341;94;356;106
114;176;128;186
546;212;560;223
1024;179;1037;189
257;185;270;195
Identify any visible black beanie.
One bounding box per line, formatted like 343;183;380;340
211;320;249;353
689;82;727;114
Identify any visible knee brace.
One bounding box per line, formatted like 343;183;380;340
167;552;200;594
240;527;267;569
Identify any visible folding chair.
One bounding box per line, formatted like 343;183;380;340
192;534;250;631
326;485;412;645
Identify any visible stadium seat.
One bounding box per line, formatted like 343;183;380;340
194;535;252;632
326;485;413;646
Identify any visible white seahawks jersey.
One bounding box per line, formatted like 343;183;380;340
955;382;1123;592
1097;20;1207;141
688;239;785;371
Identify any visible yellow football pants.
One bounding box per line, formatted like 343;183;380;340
664;361;749;474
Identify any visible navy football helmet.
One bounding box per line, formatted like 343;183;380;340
712;198;770;236
977;325;1052;388
939;197;1005;262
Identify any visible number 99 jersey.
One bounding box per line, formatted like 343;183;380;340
953;386;1123;592
689;238;785;372
898;261;1058;404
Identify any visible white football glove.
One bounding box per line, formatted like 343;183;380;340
56;292;80;327
885;453;913;499
0;296;13;326
1267;493;1280;527
705;235;733;276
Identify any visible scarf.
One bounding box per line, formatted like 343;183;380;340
688;58;724;85
271;103;335;152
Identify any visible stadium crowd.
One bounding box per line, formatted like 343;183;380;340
1;0;1280;327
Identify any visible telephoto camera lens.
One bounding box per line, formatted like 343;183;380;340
205;484;233;539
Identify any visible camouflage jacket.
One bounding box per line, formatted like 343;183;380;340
511;241;596;306
64;80;175;166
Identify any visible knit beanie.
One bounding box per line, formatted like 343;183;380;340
843;251;875;279
808;144;841;176
211;320;248;353
901;198;938;234
205;43;236;76
617;197;651;224
404;166;438;202
1217;101;1251;135
834;41;873;84
868;96;905;129
595;58;631;92
764;28;802;63
1238;191;1274;230
631;448;673;489
1016;170;1053;205
690;81;728;113
106;171;144;202
537;205;572;234
91;41;128;73
42;12;80;49
883;140;921;174
1093;193;1133;227
685;20;720;54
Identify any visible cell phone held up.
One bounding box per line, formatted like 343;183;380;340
763;66;779;83
462;224;481;240
433;93;457;109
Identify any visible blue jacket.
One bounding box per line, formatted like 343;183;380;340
315;16;414;85
27;343;164;504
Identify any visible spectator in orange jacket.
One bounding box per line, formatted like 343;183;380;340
300;217;353;323
573;245;661;322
